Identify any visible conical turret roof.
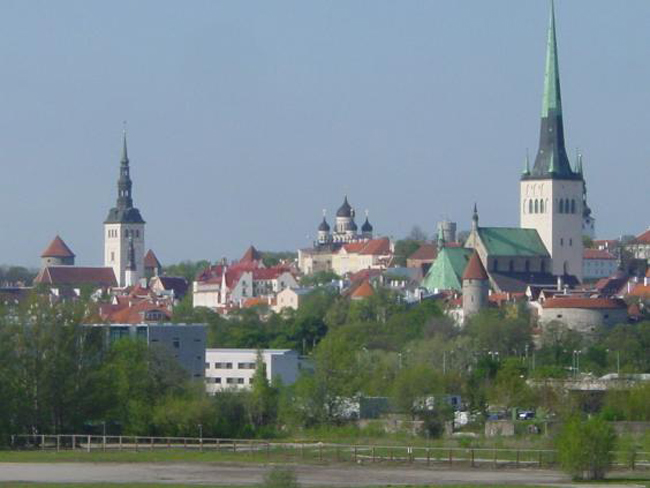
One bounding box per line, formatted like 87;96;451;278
361;217;373;233
41;235;75;258
462;251;488;281
318;217;330;232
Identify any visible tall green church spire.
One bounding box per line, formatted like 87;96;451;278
523;0;579;181
541;0;562;118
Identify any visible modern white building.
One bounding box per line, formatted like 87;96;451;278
204;349;302;393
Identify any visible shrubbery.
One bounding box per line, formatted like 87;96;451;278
556;416;616;480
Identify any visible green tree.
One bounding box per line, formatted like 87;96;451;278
556;416;616;480
247;351;278;429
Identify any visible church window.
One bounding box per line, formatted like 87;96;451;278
569;238;573;246
540;200;544;213
529;200;533;214
534;200;539;213
571;199;576;214
559;199;564;213
560;238;564;246
136;230;140;238
111;252;115;263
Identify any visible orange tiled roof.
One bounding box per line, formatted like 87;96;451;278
351;280;375;299
583;249;616;260
543;297;627;310
41;236;75;258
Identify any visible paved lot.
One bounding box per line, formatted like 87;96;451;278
0;462;643;487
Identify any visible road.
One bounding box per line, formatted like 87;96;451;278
0;462;643;487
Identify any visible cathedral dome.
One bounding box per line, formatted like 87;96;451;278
361;217;373;233
318;217;330;232
336;196;352;217
349;220;358;231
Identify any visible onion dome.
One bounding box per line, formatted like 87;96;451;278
361;217;373;233
318;217;330;232
336;196;352;217
349;220;358;231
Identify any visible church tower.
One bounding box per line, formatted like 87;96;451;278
520;1;583;281
104;129;146;287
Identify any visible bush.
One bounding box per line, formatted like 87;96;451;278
556;416;616;480
262;466;299;488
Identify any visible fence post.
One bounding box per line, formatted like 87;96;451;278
301;442;305;459
319;444;323;461
72;435;76;451
56;435;60;452
183;437;187;450
40;434;45;450
538;450;542;468
167;437;171;449
354;446;358;463
516;449;519;468
372;447;376;463
471;449;475;468
232;440;236;453
135;437;138;452
87;435;91;453
266;442;270;459
200;436;204;452
119;436;122;451
426;448;430;466
103;436;106;452
493;448;497;468
449;449;452;466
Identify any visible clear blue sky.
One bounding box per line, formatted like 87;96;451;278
1;0;649;267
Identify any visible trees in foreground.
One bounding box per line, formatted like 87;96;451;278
556;416;616;480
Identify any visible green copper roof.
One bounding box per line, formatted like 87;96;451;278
421;247;473;292
542;0;562;118
477;228;549;257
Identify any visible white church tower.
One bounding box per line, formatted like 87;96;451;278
520;1;583;281
104;129;146;287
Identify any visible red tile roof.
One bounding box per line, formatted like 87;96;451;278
144;249;162;268
34;266;117;287
351;280;375;299
583;249;617;260
635;229;650;244
360;238;391;255
543;297;627;310
462;251;488;280
349;268;383;283
629;284;650;298
41;236;75;258
240;246;263;263
408;243;437;261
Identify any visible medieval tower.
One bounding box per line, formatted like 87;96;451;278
520;2;584;281
104;129;145;287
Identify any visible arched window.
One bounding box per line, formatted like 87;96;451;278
571;199;576;214
540;200;544;213
534;200;539;213
529;200;533;214
559;199;564;213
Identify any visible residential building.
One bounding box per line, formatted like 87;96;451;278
626;229;650;264
144;250;162;278
406;243;437;275
205;349;301;393
583;249;618;280
273;287;313;313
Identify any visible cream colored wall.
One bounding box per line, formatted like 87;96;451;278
104;223;145;287
520;179;583;281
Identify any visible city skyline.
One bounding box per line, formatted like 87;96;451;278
1;0;649;267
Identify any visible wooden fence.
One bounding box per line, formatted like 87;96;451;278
9;434;650;470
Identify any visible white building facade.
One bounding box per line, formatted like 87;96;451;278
204;349;301;393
